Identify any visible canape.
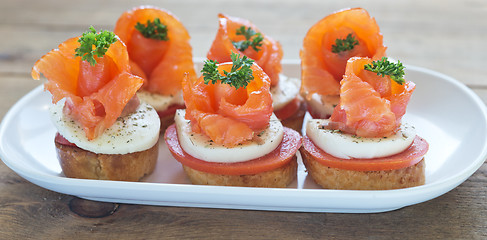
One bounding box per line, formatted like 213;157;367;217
165;53;301;187
300;8;387;119
300;57;428;190
115;6;197;131
32;27;160;181
207;14;305;132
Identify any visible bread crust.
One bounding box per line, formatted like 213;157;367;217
300;146;425;190
55;140;158;181
159;112;177;133
182;156;297;187
280;100;306;133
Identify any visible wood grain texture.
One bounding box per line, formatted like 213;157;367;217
0;0;486;239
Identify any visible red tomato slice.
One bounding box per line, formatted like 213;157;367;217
165;124;301;175
156;104;185;119
274;97;301;120
301;135;428;171
54;132;77;147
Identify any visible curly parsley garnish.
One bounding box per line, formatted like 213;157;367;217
201;52;255;90
364;57;406;85
232;26;264;52
331;33;359;54
74;26;117;66
135;18;169;41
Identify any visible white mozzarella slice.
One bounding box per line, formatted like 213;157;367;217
175;109;284;163
136;90;184;112
306;119;416;159
271;74;300;111
307;93;339;119
50;99;160;155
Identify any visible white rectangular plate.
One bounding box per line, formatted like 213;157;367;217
1;61;486;213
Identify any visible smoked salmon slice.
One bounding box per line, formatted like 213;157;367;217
329;57;415;137
31;33;143;140
300;8;387;100
182;60;273;147
114;6;196;96
207;13;283;86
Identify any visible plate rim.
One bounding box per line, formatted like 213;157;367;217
1;64;486;213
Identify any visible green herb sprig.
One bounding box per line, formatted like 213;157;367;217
364;57;406;85
331;33;359;54
232;26;264;52
201;52;255;90
135;18;169;41
74;26;117;66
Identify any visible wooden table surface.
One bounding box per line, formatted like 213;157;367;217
1;0;486;239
